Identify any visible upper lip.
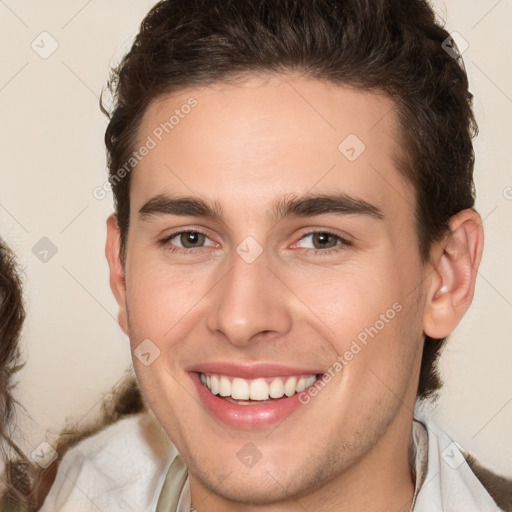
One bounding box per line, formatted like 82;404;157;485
186;362;322;379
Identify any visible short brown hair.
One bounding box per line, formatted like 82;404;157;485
102;0;477;400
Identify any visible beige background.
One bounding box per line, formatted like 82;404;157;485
0;0;511;475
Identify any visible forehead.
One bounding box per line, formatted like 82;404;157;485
131;74;413;218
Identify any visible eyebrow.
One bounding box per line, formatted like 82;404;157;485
139;195;224;221
138;193;383;223
269;193;383;222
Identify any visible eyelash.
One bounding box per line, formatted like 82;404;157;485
158;229;352;256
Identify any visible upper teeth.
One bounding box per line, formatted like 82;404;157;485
200;373;317;401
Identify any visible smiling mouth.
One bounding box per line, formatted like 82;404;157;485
198;372;320;404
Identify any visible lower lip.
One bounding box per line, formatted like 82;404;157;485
189;372;310;430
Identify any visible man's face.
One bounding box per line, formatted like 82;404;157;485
113;75;431;505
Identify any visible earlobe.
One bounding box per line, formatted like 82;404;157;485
423;209;484;339
105;214;129;335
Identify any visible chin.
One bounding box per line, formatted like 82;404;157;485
199;471;295;505
189;451;338;507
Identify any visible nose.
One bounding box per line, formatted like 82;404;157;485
206;247;293;347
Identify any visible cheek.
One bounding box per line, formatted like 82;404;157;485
287;264;403;341
337;293;424;410
288;260;423;385
125;258;208;341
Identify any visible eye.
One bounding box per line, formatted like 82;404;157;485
161;230;218;250
294;231;349;251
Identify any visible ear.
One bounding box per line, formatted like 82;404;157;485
105;214;129;335
423;209;484;339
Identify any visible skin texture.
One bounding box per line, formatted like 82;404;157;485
106;74;483;511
